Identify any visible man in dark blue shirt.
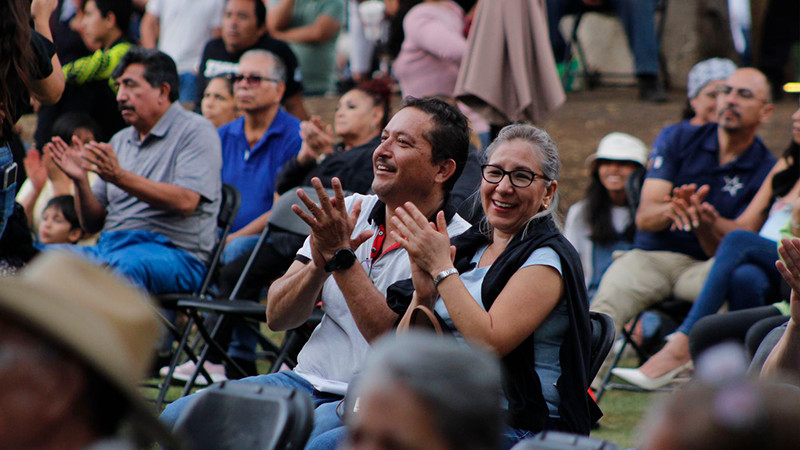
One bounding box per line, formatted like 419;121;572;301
591;68;776;346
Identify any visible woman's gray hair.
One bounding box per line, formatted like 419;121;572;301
353;332;504;450
480;123;562;235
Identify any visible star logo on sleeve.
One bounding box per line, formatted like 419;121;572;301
722;175;744;197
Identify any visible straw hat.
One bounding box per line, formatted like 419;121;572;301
585;132;649;171
0;252;175;444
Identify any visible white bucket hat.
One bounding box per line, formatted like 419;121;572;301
585;132;649;171
0;252;178;447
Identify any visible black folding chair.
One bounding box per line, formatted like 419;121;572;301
167;188;335;398
153;184;241;408
172;383;314;450
589;311;615;382
594;299;691;401
512;431;619;450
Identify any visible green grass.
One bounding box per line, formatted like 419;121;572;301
592;389;666;448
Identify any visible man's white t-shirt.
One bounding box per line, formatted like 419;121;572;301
292;193;471;395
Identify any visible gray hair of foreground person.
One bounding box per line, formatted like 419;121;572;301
349;332;504;450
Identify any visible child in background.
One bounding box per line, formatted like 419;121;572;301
38;195;84;245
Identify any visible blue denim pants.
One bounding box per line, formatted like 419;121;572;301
0;144;16;239
677;230;781;335
546;0;660;75
49;229;206;294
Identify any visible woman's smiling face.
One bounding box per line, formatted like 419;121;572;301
481;139;557;237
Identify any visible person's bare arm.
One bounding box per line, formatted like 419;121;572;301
270;15;341;44
267;258;329;330
140;12;160;48
270;179;387;339
267;0;296;32
761;238;800;382
283;92;309;121
635;178;675;231
84;142;201;216
30;0;65;105
392;205;561;356
331;256;401;342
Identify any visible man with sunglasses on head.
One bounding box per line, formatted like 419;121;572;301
590;68;776;382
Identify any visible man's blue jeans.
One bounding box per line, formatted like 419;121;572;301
160;371;346;449
0;144;16;239
49;229;206;294
546;0;660;75
677;230;780;336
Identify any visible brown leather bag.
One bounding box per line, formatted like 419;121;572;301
397;305;443;336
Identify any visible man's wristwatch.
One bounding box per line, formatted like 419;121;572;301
324;248;358;272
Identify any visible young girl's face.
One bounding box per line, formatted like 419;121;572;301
39;207;81;244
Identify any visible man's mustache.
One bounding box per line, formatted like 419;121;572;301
118;104;135;112
718;106;740;120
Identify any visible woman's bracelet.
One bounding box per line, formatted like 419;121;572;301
433;268;459;288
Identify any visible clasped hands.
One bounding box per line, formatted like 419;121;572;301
664;183;719;233
47;136;125;184
297;117;335;165
390;202;456;302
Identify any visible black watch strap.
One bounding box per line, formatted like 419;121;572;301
324;248;357;272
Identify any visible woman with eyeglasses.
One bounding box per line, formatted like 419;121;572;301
393;124;599;445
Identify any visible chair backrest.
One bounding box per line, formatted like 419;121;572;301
589;311;615;382
268;187;343;235
172;382;314;450
196;184;241;296
218;183;242;231
511;431;620;450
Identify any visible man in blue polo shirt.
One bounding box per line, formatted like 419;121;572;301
219;49;301;262
163;48;301;384
591;68;776;347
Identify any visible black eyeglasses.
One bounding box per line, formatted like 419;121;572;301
230;74;280;86
481;164;548;188
715;85;768;103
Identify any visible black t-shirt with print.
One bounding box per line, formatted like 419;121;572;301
197;35;303;104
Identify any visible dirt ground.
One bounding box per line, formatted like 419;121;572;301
19;85;797;216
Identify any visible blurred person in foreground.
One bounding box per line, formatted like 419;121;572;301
343;332;504;450
0;252;176;449
640;345;800;450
